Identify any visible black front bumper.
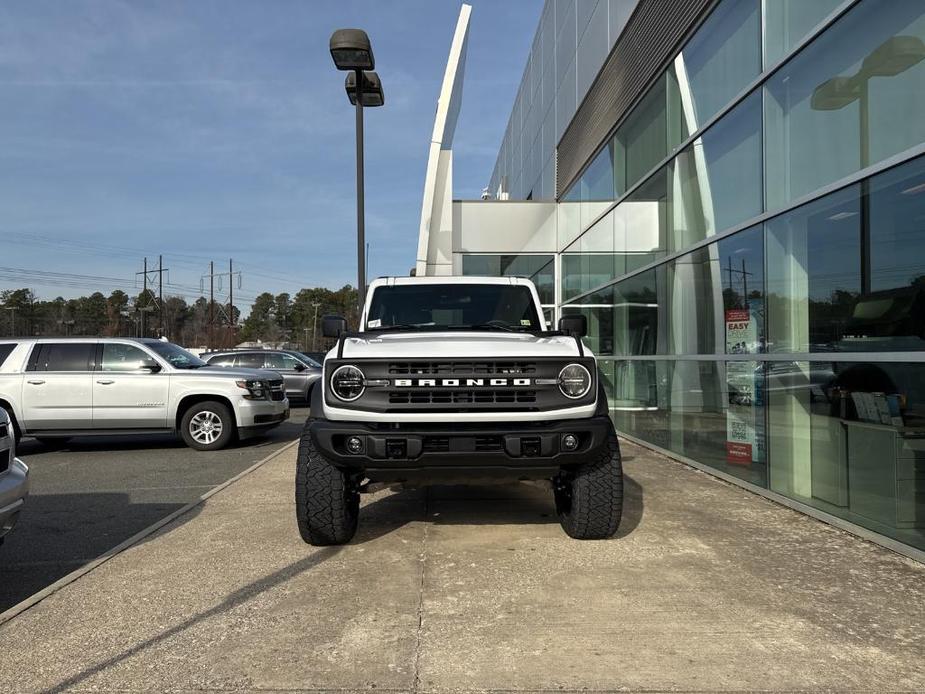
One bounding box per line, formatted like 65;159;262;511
310;415;613;478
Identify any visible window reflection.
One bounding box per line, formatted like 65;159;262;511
461;254;555;305
765;0;925;209
768;361;925;551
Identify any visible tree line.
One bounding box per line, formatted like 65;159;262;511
0;285;359;350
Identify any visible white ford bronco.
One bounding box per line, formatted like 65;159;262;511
295;276;623;544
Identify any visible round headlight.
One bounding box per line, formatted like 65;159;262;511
558;363;591;399
331;365;365;402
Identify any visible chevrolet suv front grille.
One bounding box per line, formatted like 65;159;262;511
0;424;10;474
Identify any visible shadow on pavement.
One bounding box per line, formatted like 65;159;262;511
352;472;644;543
0;492;203;612
41;546;341;694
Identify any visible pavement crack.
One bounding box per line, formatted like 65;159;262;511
411;487;430;693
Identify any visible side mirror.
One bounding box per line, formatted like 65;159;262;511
141;363;162;373
558;314;587;337
322;315;348;338
293;362;307;372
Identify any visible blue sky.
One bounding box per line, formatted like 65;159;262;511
0;0;542;310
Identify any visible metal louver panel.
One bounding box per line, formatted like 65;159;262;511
556;0;714;199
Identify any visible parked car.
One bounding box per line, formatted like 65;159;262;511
0;407;29;546
202;349;321;402
0;338;289;451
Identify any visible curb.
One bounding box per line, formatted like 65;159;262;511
0;439;299;627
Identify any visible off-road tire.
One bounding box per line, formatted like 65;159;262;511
554;424;623;539
180;401;236;451
295;422;359;545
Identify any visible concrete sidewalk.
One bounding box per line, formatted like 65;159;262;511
2;441;924;692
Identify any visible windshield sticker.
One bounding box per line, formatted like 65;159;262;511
520;319;531;326
367;319;381;328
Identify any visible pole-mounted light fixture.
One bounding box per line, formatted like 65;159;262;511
329;27;386;310
329;28;375;71
345;71;385;107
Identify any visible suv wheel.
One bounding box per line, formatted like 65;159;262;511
554;423;624;540
295;422;359;545
180;401;235;451
1;406;20;446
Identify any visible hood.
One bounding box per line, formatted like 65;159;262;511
194;366;283;382
337;331;589;360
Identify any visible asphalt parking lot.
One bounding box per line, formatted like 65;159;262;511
0;405;310;613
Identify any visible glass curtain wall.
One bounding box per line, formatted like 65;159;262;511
557;0;925;553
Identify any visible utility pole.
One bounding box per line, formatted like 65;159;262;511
136;256;169;338
5;307;15;337
209;261;214;349
201;260;241;349
142;257;147;337
311;302;321;351
228;258;234;336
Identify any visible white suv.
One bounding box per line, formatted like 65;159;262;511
295;276;623;545
0;338;290;451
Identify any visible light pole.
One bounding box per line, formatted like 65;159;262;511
311;301;322;350
329;28;385;312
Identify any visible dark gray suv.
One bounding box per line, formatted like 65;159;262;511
203;349;321;402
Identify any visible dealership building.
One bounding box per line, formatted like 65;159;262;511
416;0;925;560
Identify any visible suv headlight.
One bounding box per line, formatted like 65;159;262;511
558;363;591;399
236;379;267;400
331;365;365;402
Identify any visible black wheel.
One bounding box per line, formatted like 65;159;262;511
1;406;20;447
554;423;624;540
35;437;71;449
295;421;359;545
180;401;236;451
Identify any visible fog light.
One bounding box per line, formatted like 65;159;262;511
562;434;579;451
346;436;364;454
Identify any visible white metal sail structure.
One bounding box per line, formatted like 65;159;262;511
415;3;471;277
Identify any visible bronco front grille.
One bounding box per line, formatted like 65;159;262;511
387;361;537;376
388;390;537;406
422;435;503;453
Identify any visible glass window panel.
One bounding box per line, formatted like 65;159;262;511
667;0;761;137
767;360;925;552
615;76;668;195
766;184;862;353
718;225;766;354
101;343;158;372
35;343;94;372
623;167;669;266
668;91;763;252
611;359;768;487
561;210;620;302
664;246;719;355
764;0;844;68
235;353;265;369
860;155;925;351
562;306;615;356
613;269;660;355
764;0;925;210
461;254;555;305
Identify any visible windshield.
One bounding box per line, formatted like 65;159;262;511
146;341;207;369
299;354;322;368
365;284;541;332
